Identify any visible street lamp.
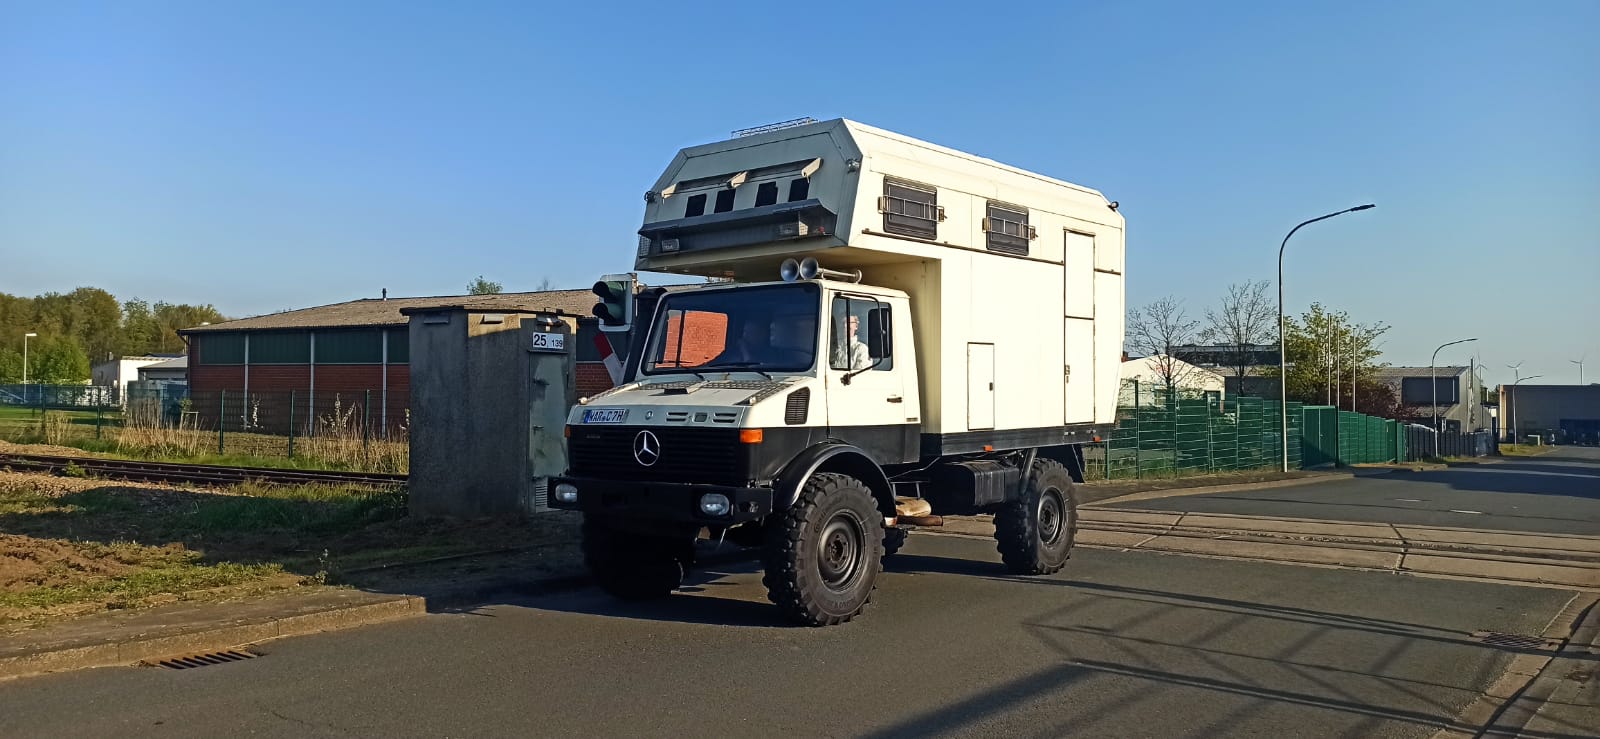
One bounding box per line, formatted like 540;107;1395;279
1431;337;1477;457
22;332;38;387
1277;204;1376;471
1508;375;1543;444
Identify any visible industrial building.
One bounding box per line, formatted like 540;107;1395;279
1500;384;1600;445
1369;366;1488;432
90;354;184;405
179;289;622;432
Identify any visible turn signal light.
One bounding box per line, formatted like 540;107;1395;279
739;429;765;444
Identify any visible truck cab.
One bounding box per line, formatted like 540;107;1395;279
552;118;1124;625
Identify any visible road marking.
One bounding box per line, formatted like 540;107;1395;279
1449;510;1484;515
1394;498;1425;503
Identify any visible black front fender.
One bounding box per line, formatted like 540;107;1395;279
773;442;894;516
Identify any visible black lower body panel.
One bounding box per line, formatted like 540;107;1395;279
550;475;774;526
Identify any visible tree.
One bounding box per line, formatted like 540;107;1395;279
70;287;124;363
1273;303;1389;411
26;336;90;383
467;276;503;295
1125;296;1201;394
1202;280;1276;380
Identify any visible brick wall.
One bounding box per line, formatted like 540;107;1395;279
659;311;727;367
576;362;613;398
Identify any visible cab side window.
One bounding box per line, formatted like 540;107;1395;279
830;297;893;372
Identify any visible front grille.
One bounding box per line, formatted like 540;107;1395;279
568;426;746;485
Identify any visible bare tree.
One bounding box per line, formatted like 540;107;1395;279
1126;296;1201;396
532;277;556;292
1202;280;1276;381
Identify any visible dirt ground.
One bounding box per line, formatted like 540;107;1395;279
0;470;581;633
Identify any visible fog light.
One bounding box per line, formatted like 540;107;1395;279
554;483;579;504
699;493;731;517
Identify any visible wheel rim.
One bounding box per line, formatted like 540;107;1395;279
818;512;865;591
1038;488;1066;547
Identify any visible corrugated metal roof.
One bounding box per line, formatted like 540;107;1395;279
180;289;601;334
1369;366;1469;381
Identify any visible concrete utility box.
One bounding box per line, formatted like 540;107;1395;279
403;306;576;517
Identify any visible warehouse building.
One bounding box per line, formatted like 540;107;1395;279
1500;384;1600;445
179;289;624;433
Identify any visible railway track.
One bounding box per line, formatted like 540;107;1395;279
0;453;408;488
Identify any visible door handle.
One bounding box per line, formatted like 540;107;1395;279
887;395;903;403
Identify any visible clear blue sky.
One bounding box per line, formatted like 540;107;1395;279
2;1;1596;385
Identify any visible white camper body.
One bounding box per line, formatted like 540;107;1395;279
634;119;1124;441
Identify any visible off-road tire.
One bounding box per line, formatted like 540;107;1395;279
993;459;1078;575
883;526;909;559
582;517;690;601
763;473;884;626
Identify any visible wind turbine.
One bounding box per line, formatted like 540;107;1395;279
1507;361;1523;386
1572;353;1588;385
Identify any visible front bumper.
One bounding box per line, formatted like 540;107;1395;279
549;476;774;525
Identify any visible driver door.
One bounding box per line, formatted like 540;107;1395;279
824;295;914;463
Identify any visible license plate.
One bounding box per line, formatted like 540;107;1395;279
582;408;628;424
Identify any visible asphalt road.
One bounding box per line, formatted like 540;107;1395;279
1;535;1583;738
1113;447;1600;535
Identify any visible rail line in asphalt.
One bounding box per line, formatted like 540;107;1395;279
0;452;407;488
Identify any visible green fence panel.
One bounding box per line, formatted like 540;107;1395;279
1210;410;1240;472
1236;397;1265;470
1175;398;1212;474
1285;401;1304;469
1301;406;1338;467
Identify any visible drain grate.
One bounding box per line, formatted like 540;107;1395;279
146;649;260;670
1472;631;1557;651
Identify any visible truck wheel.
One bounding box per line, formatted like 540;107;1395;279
581;517;689;601
883;526;908;560
993;459;1078;575
763;473;884;626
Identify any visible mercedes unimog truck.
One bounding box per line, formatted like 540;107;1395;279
550;118;1124;626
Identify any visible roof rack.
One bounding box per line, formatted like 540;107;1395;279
731;117;818;138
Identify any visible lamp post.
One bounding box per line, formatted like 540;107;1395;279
1508;375;1542;444
1431;337;1477;457
22;332;38;387
1472;360;1490;429
1277;204;1376;471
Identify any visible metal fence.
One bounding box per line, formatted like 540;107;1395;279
0;384;115;409
1088;382;1301;480
0;384;409;473
1085;380;1495;480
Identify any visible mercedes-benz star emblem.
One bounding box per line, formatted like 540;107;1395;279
633;430;661;467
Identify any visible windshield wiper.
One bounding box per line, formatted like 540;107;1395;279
702;362;774;380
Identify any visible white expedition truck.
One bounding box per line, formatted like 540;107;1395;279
551;119;1124;626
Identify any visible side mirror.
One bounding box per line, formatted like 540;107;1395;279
865;308;890;359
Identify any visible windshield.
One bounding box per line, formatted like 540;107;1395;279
643;283;820;375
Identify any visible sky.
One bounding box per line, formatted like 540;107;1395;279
1;1;1596;386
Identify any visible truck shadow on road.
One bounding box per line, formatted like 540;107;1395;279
870;552;1594;739
498;559;793;628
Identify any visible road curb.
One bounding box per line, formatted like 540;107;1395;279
0;548;756;682
1084;469;1382;506
0;593;425;682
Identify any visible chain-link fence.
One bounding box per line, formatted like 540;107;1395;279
1;384;408;473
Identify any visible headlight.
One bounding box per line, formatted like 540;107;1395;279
554;483;579;504
699;493;731;517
